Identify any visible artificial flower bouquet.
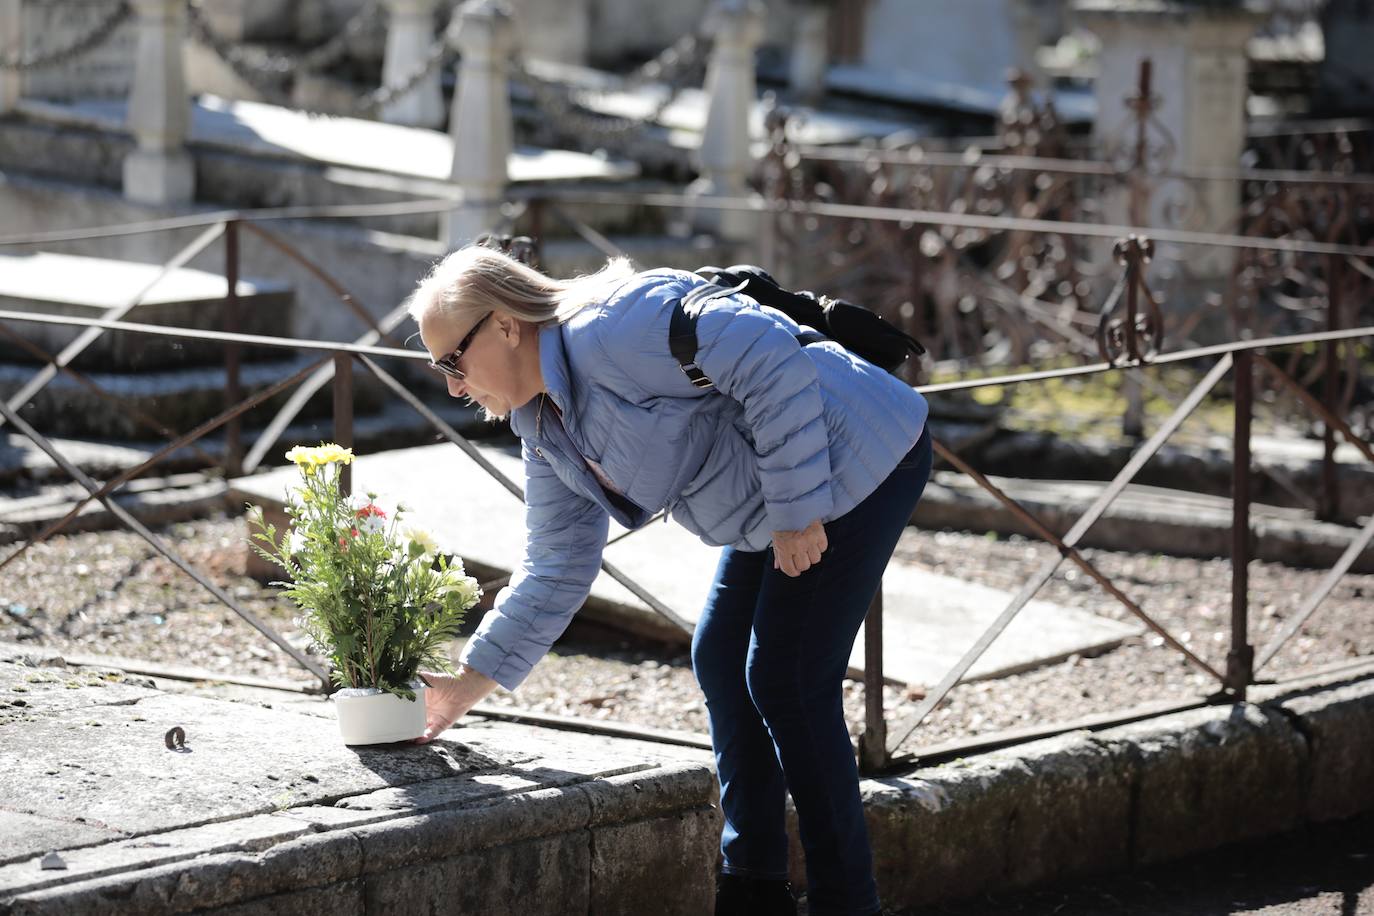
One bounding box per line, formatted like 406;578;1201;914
247;444;481;742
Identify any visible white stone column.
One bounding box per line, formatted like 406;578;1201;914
687;0;765;242
789;2;828;103
380;0;445;128
0;0;22;114
444;0;514;248
1074;1;1261;283
123;0;194;205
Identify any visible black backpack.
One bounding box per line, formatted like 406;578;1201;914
668;265;926;390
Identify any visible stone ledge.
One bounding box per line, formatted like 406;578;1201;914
0;649;718;916
783;664;1374;910
0;762;719;916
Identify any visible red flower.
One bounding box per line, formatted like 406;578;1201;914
350;527;360;538
355;503;386;520
337;536;348;549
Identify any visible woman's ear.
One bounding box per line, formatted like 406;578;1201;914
496;314;523;348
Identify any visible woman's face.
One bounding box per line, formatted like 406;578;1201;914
419;308;535;420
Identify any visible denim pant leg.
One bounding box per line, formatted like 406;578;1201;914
691;545;792;880
693;431;933;915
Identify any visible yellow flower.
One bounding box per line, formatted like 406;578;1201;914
285;443;355;469
315;443;355;466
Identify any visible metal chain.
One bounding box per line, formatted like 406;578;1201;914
352;29;454;116
184;0;381;90
0;1;133;72
509;32;709;142
186;0;452;118
618;31;706;93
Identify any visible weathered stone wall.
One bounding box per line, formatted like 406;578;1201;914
782;670;1374;909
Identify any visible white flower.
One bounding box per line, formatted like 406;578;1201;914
441;568;482;608
287;527;308;555
404;526;439;557
357;512;386;535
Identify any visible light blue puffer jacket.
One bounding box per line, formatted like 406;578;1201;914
460;268;929;689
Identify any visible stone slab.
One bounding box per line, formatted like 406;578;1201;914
916;469;1374;573
231;441;1141;687
0;812;121;867
20;96;639;186
0;252;293;371
0;655;716;913
0;658;703;848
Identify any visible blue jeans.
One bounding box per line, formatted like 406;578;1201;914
691;428;933;916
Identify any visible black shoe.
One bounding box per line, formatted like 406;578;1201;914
715;872;797;916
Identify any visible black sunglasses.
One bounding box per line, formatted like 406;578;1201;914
428;312;491;381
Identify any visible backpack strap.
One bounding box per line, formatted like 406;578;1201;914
668;281;747;390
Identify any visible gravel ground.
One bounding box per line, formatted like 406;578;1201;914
0;512;1370;752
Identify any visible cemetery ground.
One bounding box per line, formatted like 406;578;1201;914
1;510;1370;750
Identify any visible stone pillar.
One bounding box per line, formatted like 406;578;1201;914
1075;0;1261;284
789;2;828;103
444;0;514;248
687;0;765;243
0;0;20;114
123;0;195;205
509;0;590;67
380;0;445;128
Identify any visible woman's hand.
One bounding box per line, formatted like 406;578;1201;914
771;519;828;577
411;665;499;744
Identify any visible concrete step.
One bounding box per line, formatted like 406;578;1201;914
0;393;500;485
0;354;387;441
0;251;294;372
0;472;228;545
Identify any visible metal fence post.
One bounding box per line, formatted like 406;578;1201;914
859;585;888;773
334;352;354;498
1228;350;1254;699
1320;254;1342;521
223;219;243;478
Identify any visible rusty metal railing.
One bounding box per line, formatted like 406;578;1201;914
0;210;705;690
0;188;1369;774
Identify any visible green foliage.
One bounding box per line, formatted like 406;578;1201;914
246;444;481;700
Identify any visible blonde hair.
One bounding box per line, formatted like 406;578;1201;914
405;245;636;329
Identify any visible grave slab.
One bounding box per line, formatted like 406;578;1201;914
0;656;716;914
231;442;1140;687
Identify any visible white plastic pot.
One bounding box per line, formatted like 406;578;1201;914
332;681;427;745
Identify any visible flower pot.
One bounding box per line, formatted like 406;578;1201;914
332;681;427;745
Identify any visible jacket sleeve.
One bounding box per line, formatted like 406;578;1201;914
612;287;834;534
458;439;609;690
